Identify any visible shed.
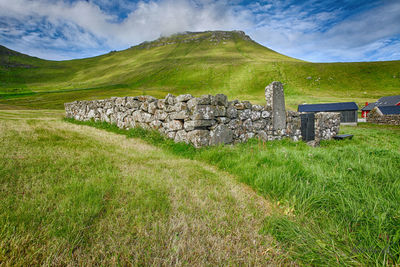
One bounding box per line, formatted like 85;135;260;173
361;95;400;117
298;102;358;123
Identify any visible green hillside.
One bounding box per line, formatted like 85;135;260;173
0;30;399;109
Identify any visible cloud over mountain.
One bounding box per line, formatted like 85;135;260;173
0;0;399;62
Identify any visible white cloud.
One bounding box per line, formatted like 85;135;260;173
0;0;399;62
0;0;252;59
247;0;400;62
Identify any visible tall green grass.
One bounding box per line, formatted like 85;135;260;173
66;118;400;265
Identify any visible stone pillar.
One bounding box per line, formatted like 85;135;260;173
265;81;286;130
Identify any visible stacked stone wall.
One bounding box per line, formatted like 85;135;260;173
367;108;400;125
65;82;340;147
314;112;341;141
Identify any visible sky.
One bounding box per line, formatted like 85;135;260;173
0;0;399;62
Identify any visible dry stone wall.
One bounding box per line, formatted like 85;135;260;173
367;108;400;125
65;82;340;147
314;112;341;141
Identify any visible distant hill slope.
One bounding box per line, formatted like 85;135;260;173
0;30;399;109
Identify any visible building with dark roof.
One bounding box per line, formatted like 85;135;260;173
361;95;400;117
298;102;358;123
366;106;400;125
378;105;400;115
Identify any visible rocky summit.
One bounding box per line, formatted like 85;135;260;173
134;30;253;49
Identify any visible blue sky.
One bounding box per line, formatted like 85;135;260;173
0;0;399;62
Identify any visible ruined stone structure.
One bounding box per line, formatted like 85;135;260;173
65;82;340;147
314;112;341;141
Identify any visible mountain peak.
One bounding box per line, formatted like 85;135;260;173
133;30;253;50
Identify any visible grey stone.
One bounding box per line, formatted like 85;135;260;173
184;120;216;131
126;98;141;109
265;81;286;130
163;120;183;132
176;94;194;102
214;106;226;117
234;102;246;110
164;105;176;113
170;110;189;120
251;111;261;121
252;104;263;111
175;130;188;143
213;94;228;107
190;105;216;120
199;95;214;105
243;119;253;131
140;102;149;112
243;101;252;109
148;101;158;114
227;119;240;130
210;125;233;145
155;110;168;121
149;120;162;129
115;97;126;106
226;106;238;118
87;109;96;119
187;98;200;110
165;93;176;105
141;112;153;123
173;102;187;112
216;117;230;124
157;99;166;109
167;131;176;140
187;95;213;110
253;120;267;131
131;110;141;121
238;109;251;120
187;130;210;148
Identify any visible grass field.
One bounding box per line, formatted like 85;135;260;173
66;118;400;265
0;110;292;265
1;110;399;265
1;31;399;110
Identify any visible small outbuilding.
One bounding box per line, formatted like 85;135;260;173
366;105;400;125
361;95;400;117
298;102;358;124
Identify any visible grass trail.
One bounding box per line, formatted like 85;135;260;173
0;110;288;265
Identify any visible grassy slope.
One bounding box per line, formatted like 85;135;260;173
1;31;399;109
0;110;289;265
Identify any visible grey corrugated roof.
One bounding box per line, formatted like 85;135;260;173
361;102;376;111
376;95;400;106
378;106;400;115
298;102;358;112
